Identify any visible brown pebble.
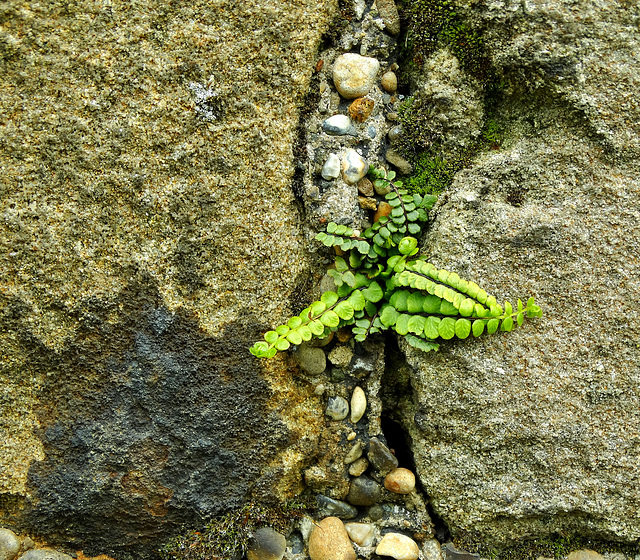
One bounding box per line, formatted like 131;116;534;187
336;327;352;343
374;201;393;222
309;517;356;560
381;71;398;93
357;177;374;197
348;97;375;122
359;196;377;210
384;467;416;494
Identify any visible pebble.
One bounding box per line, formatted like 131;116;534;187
381;71;398;93
328;345;353;368
566;552;606;560
321;153;341;180
357;177;374;197
333;54;380;99
387;125;403;143
348;457;369;476
385;149;413;175
375;0;401;35
308;517;356;560
322;114;353;135
294;344;327;375
344;440;365;464
342;150;367;184
384;468;416;494
375;533;420;560
367;125;377;138
18;551;74;560
423;539;444;560
0;528;20;560
368;437;399;475
326;396;349;421
386;112;398;121
373;177;392;195
350;386;367;423
316;495;359;519
359;196;377;210
444;543;480;560
373;201;393;222
247;527;286;560
347;431;357;441
344;523;376;547
347;475;382;506
348;97;375;122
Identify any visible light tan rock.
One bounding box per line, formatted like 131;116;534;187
333;54;380;99
375;533;420;560
566;551;605;560
381;71;398;93
344;522;375;546
308;517;356;560
350;386;366;423
348;457;369;476
384;467;416;494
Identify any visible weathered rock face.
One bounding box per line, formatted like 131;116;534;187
398;0;640;545
0;0;336;557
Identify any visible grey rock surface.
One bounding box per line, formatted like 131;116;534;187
400;0;640;545
17;551;73;560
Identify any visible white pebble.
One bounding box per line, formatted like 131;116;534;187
350;386;367;423
375;533;420;560
333;53;380;99
344;522;376;546
321;153;341;180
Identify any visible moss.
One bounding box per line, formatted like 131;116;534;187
453;533;640;560
401;152;463;196
159;500;309;560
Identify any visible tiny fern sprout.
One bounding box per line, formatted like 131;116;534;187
249;166;542;359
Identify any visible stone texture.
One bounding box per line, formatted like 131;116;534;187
322;154;341;180
341;150;368;184
316;496;358;520
17;551;73;560
308;517;356;560
295;344;328;375
400;0;640;546
348;98;375;123
349;387;366;424
322;115;354;136
344;522;375;547
246;527;286;560
566;551;605;560
0;528;20;560
326;396;350;421
332;54;380;99
375;533;420;560
346;475;382;506
443;543;479;560
0;0;336;556
348;457;369;477
375;0;401;36
384;468;415;494
384;149;413;175
381;71;398;93
367;437;398;475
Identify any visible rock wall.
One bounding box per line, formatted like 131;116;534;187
0;0;337;557
399;0;640;545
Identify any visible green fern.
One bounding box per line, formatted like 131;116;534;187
250;167;542;358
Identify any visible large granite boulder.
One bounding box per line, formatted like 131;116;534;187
399;0;640;545
0;0;335;557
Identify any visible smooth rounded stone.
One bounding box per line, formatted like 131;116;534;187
422;539;443;560
566;551;605;560
294;344;327;375
368;437;399;475
348;457;369;476
443;543;479;560
18;551;74;560
347;475;382;506
328;345;353;368
367;126;376;138
387;125;403;143
0;528;20;560
384;467;416;494
308;517;356;560
322;114;353;135
381;71;398;93
373;201;392;223
247;527;286;560
321;153;341;180
344;440;365;464
368;504;384;521
385;149;413;175
376;533;420;560
326;396;349;421
359;197;377;211
348;97;375;123
350;386;367;423
316;495;359;519
357;177;374;197
375;0;401;35
342;150;367;184
333;54;380;99
374;177;392;196
344;522;375;547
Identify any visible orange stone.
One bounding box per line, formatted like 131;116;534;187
374;201;393;222
348;97;375;122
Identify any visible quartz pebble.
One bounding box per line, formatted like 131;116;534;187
321;154;341;180
348;97;375;122
376;533;420;560
344;440;365;464
18;551;74;560
326;396;349;420
347;475;382;506
384;467;416;494
348;457;369;476
308;517;356;560
333;54;380;99
247;527;286;560
316;495;358;519
381;71;398;93
368;437;399;475
344;522;376;547
350;386;367;423
342;150;367;184
322;114;353;135
0;528;20;560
